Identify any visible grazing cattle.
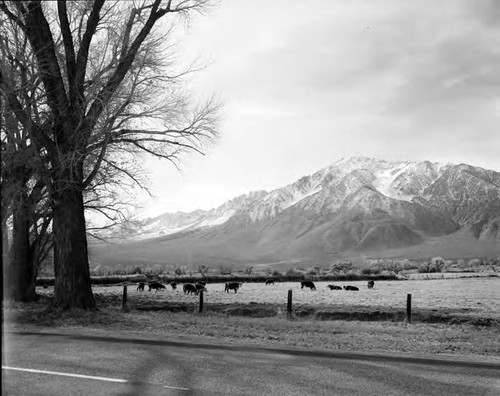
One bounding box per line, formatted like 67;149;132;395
301;281;316;291
183;283;198;295
327;284;342;290
225;282;241;293
367;280;375;289
169;281;178;290
265;279;275;285
343;285;359;291
148;281;166;291
137;282;145;291
195;281;207;293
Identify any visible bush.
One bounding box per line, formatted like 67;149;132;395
283;268;305;281
428;263;440;273
174;267;185;276
400;259;417;270
431;257;445;272
418;263;430;273
361;268;372;275
330;262;353;274
386;262;402;274
285;268;300;277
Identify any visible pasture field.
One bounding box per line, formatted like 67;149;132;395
38;277;500;319
5;277;499;359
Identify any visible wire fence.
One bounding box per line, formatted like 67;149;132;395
105;277;500;324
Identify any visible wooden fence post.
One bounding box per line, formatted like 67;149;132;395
199;290;204;313
406;293;412;323
121;285;129;312
287;289;293;319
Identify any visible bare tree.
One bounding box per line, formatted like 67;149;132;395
197;264;209;277
1;18;53;301
0;0;218;309
244;266;253;275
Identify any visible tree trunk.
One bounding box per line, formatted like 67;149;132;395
1;218;9;271
5;189;38;302
52;185;96;310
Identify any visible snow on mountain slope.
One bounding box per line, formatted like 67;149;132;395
109;157;500;248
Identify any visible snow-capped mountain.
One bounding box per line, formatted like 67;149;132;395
94;157;500;266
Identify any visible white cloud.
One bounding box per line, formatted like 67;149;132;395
139;0;500;216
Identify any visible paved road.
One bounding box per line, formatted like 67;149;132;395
2;330;500;395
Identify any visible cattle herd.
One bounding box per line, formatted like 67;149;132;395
136;279;375;294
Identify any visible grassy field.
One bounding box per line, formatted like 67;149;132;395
4;275;500;361
35;276;500;319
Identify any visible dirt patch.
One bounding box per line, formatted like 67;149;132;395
222;305;277;318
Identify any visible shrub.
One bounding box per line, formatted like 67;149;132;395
400;259;417;270
431;257;445;272
370;266;381;275
219;265;233;275
174;267;185;276
428;263;440;273
154;265;164;274
418;263;430;273
361;268;372;275
330;262;353;274
386;261;402;274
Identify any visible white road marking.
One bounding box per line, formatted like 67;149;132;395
2;366;191;391
2;366;127;383
164;384;191;391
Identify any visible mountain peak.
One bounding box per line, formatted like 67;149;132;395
107;157;500;247
95;157;500;266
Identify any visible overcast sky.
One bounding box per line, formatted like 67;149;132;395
136;0;500;217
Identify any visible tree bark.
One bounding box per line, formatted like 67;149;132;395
5;187;38;302
52;182;96;310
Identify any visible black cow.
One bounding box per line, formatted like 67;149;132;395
343;285;359;291
169;281;178;290
327;284;342;290
367;280;375;289
148;281;166;291
195;281;207;293
137;282;145;291
265;279;275;285
225;282;241;293
183;283;198;295
301;281;316;291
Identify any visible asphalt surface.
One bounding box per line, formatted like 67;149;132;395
2;330;500;395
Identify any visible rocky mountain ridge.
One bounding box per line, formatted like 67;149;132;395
123;157;499;240
95;157;499;266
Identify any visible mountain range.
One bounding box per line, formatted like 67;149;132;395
90;157;500;268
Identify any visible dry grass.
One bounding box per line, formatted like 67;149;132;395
4;299;500;361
